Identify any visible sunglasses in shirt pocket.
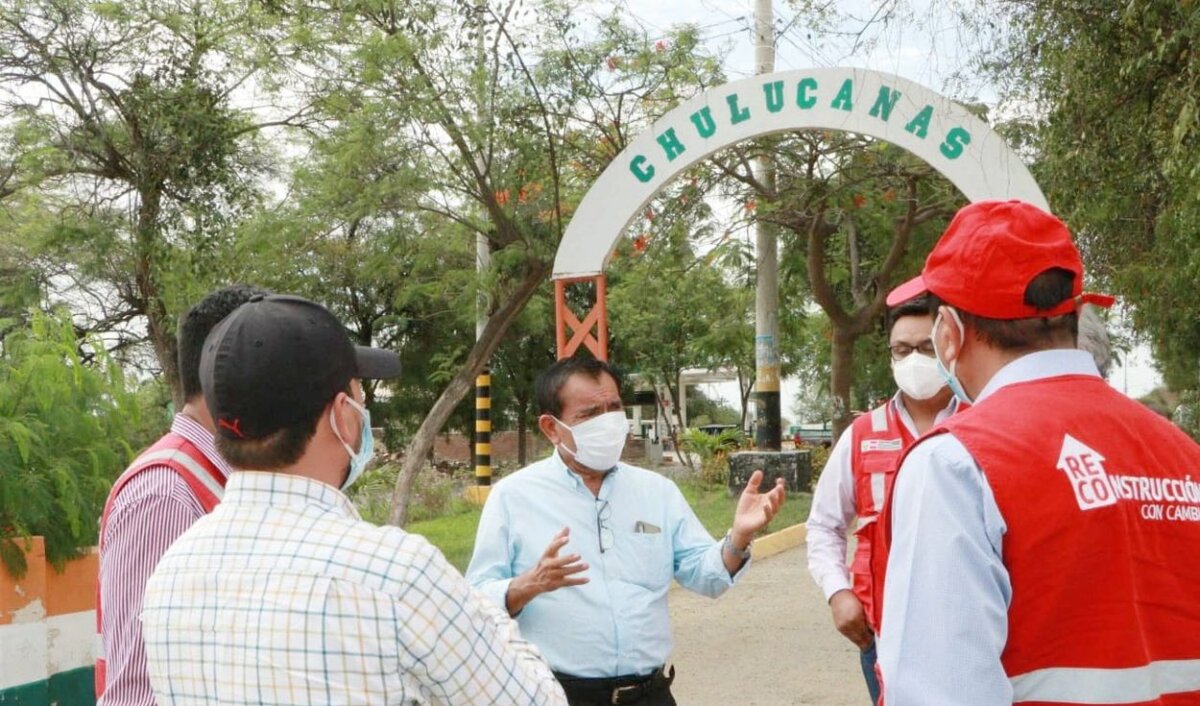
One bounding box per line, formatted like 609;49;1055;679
617;524;672;589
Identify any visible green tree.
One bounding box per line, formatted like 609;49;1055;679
489;287;558;466
0;0;306;405
717;135;957;438
294;0;725;524
0;310;143;576
608;197;746;468
978;0;1200;390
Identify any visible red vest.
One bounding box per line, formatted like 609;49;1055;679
95;432;225;699
878;375;1200;705
848;402;916;632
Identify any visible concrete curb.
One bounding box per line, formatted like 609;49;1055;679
750;521;807;560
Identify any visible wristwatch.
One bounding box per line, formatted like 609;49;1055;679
722;530;752;559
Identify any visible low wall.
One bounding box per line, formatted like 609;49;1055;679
431;431;551;464
0;537;96;706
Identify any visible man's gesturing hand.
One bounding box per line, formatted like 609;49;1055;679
730;469;786;543
505;527;589;616
720;470;786;574
829;589;873;650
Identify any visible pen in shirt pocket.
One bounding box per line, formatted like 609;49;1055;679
634;521;661;534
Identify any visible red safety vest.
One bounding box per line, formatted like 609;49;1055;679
847;402;915;632
95;432;225;699
877;375;1200;705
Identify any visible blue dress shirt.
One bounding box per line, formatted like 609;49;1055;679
879;349;1102;705
466;451;748;677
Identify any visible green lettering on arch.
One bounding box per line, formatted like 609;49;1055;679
630;154;656;183
831;78;854;112
656;128;686;162
763;80;785;113
939;127;972;160
796;78;818;109
904;105;934;139
690;106;717;139
726;93;751;124
868;86;902;122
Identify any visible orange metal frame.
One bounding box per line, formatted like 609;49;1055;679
554;275;609;360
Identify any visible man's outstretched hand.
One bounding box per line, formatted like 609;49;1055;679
723;470;786;572
732;469;786;541
505;526;589;616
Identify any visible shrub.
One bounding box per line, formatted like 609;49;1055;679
807;442;832;486
1172;390;1200;443
681;428;747;486
0;311;140;576
346;459;473;525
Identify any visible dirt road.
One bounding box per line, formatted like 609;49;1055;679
667;545;870;706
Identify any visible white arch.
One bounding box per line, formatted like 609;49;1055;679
552;67;1047;279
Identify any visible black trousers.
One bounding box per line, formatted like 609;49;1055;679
555;666;677;706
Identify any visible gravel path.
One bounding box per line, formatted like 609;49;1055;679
667;544;870;706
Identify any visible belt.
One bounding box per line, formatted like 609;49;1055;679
553;665;675;705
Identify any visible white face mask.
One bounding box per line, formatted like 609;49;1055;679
892;350;946;400
555;411;628;472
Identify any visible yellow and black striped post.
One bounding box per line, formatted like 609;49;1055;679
465;369;492;505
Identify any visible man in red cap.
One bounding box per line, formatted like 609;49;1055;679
875;200;1200;705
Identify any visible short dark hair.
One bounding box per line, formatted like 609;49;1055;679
933;268;1078;351
535;356;624;418
888;293;934;335
214;405;324;470
177;285;269;400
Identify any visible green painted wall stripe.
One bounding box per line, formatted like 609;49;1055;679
0;678;48;705
49;666;94;706
0;666;95;706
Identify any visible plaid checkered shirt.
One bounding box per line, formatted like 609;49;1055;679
141;471;566;705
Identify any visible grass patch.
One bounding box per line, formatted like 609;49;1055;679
407;500;482;572
404;478;811;573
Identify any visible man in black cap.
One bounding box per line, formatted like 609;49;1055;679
139;294;566;705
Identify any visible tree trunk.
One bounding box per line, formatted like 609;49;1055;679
737;367;753;432
830;327;856;442
516;394;528;466
388;261;549;526
133;188;183;409
659;378;695;472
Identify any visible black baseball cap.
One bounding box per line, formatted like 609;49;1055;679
200;294;401;441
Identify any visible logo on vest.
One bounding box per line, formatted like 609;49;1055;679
861;438;903;452
1056;434;1117;511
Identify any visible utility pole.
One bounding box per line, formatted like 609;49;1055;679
468;4;492;504
753;0;781;451
473;233;492;493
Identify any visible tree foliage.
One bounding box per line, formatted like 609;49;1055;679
980;0;1200;390
715;132;958;437
607;186;751;464
0;0;303;404
286;1;727;524
0;310;144;575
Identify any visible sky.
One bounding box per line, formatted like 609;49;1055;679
616;0;1164;420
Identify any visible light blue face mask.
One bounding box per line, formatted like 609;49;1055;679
932;308;973;405
331;397;374;491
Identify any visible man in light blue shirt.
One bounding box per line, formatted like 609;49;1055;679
467;356;786;706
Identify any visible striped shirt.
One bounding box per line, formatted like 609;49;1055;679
141;471;567;706
98;415;232;706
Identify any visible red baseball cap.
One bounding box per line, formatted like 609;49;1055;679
886;200;1115;319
